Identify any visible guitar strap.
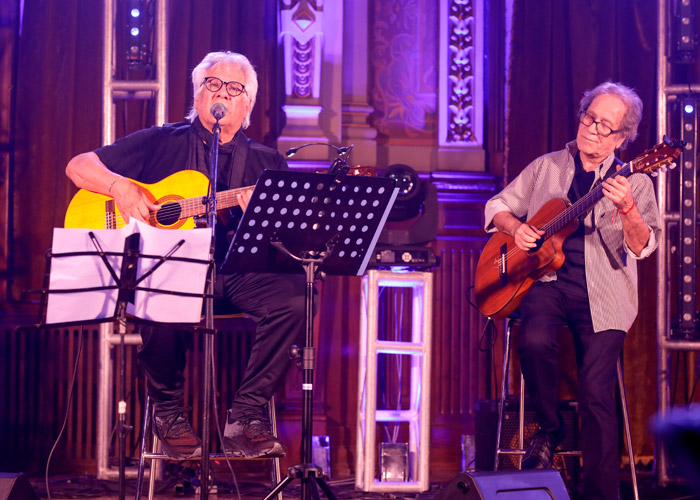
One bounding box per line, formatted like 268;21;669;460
584;156;623;228
228;132;250;189
591;156;622;190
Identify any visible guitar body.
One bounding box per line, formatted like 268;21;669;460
474;198;578;319
64;170;210;229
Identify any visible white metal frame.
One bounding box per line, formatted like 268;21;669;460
96;0;168;480
356;270;433;493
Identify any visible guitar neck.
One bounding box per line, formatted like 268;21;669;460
178;186;248;219
540;163;633;238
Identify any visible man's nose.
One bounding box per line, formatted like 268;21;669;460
586;121;599;135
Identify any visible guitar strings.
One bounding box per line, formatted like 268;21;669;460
103;186;245;229
492;146;672;268
494;165;631;266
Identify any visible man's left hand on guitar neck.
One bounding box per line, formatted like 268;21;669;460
602;175;650;256
236;187;254;212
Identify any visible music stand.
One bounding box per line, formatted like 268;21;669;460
220;169;398;500
36;221;211;500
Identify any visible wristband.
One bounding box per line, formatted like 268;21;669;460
617;199;635;215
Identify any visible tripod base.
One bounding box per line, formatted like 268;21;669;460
262;464;337;500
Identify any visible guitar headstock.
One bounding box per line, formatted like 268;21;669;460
630;135;685;175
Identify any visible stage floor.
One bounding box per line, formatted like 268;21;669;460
27;469;699;500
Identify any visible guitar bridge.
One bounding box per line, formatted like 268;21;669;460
105;199;117;229
498;243;508;286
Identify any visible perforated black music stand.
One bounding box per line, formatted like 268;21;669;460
220;169;398;500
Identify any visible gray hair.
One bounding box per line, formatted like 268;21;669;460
185;51;258;130
578;81;643;149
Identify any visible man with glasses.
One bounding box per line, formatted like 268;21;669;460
483;82;660;500
66;51;305;459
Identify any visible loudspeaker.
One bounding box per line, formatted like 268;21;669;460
435;470;570;500
0;474;39;500
474;398;580;486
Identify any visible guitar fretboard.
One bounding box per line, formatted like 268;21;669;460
541;163;634;238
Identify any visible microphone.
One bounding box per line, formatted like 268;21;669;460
285;142;354;158
210;103;226;121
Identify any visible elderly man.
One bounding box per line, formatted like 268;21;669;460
483;82;661;500
66;51;306;460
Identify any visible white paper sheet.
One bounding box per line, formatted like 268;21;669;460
46;219;211;324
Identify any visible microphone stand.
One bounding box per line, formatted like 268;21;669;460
200;114;221;500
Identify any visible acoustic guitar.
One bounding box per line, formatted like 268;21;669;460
474;136;684;319
65;169;241;229
64;167;376;230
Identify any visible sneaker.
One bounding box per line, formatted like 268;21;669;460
153;411;202;460
223;412;286;458
521;428;560;469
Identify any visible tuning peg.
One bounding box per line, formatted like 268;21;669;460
669;162;677;170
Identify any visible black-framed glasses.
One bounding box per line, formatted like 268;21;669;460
579;111;624;138
201;76;247;97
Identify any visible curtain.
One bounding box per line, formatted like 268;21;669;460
506;0;658;179
10;0;281;300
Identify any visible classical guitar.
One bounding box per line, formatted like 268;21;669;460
64;167;376;229
474;136;684;319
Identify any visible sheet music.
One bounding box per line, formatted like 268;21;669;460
46;219;211;324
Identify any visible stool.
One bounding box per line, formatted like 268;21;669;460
494;317;639;500
134;310;282;500
135;393;282;500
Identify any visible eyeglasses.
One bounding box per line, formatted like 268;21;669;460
579;111;624;138
201;76;247;97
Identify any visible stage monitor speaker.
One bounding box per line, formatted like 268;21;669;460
435;470;570;500
0;474;39;500
474;398;580;488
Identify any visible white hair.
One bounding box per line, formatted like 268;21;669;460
579;81;643;150
185;51;258;129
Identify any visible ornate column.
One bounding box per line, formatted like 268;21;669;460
341;0;377;166
279;0;344;162
438;0;485;170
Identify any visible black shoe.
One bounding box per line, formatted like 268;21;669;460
223;412;286;458
153;411;202;460
521;429;560;469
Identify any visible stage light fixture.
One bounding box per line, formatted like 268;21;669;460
370;164;439;270
673;96;698;338
672;0;697;62
384;164;426;222
125;0;147;67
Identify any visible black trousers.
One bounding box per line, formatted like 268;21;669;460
137;272;311;422
517;281;625;500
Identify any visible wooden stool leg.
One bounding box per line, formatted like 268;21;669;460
617;358;639;500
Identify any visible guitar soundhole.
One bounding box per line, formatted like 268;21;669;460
155;202;182;226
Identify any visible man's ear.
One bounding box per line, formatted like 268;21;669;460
615;136;626;151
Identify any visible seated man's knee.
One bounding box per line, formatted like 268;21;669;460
516;330;555;359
